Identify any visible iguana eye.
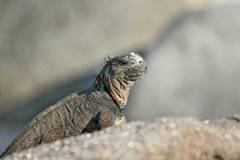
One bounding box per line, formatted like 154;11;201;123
111;58;118;64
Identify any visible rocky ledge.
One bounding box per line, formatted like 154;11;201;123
2;116;240;160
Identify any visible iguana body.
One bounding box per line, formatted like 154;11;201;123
1;52;147;157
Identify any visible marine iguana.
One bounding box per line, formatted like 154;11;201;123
0;52;147;157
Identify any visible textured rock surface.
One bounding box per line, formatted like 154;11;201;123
2;117;240;160
128;4;240;120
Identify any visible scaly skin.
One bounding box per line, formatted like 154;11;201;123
0;52;147;157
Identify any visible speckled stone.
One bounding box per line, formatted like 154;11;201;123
3;116;240;160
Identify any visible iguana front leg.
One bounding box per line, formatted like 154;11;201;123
98;110;126;129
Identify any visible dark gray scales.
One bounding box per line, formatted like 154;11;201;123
0;52;147;157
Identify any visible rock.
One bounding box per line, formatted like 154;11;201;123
2;117;240;160
128;4;240;120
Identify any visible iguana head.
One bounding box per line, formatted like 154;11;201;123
95;52;147;109
108;52;147;82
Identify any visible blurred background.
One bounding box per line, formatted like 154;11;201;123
0;0;240;154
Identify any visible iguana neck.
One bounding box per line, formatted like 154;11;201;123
107;77;132;109
91;72;134;109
